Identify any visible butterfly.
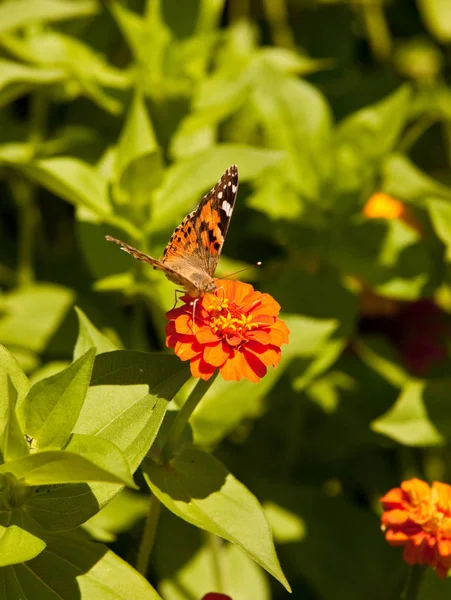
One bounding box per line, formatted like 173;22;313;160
105;165;239;297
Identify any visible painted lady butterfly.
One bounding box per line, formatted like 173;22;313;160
105;165;238;297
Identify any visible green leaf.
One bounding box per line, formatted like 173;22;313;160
4;531;162;599
371;380;446;446
143;447;291;592
418;0;451;42
355;337;411;388
0;443;136;488
251;68;332;199
20;157;112;217
381;153;451;205
76;352;191;472
330;217;430;300
150;145;283;233
158;533;270;600
427;197;451;260
73;307;118;360
0;344;30;410
17;349;96;451
0;283;74;355
0;59;65;109
0;525;46;566
0;345;30;461
1;31;129;114
114;92;163;208
0;0;98;35
336;86;410;161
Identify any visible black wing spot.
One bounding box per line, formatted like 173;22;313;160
214;241;220;251
177;236;182;243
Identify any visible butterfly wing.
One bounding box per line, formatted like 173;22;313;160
162;165;239;277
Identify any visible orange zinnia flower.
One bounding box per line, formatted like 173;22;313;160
381;478;451;578
165;279;289;382
363;192;422;235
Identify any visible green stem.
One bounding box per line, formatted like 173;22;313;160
399;113;439;153
400;565;426;600
207;532;225;593
161;372;219;463
136;494;161;576
361;0;392;63
261;0;296;50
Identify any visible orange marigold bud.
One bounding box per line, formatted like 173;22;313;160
166;279;289;382
381;478;451;578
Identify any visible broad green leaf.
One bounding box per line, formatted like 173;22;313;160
114;92;163;208
73;307;118;360
159;536;270;600
418;0;451;42
144;447;291;592
0;376;29;462
0;0;97;35
4;531;162;599
0;444;136;488
381;153;451;205
0;142;32;164
427;197;451;260
0;284;74;355
18;349;96;451
251;67;332;199
76;352;191;472
150;145;283;233
330;217;430;300
371;381;445;446
0;525;45;566
1;31;129;114
21;157;111;217
355;337;411;388
0;344;29;409
0;59;65;109
264;502;306;544
0;345;30;462
336;86;410;161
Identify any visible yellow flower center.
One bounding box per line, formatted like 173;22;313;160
207;299;258;339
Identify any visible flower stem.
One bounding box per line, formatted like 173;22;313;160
262;0;296;50
401;565;426;600
206;531;225;593
361;0;392;63
161;372;219;463
136;493;161;576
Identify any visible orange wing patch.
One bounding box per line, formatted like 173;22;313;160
163;218;198;261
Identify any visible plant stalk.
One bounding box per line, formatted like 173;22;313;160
400;565;426;600
161;372;219;463
136;494;161;576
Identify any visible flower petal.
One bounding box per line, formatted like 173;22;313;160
203;341;232;367
245;341;281;367
219;350;259;382
196;326;220;344
190;355;217;380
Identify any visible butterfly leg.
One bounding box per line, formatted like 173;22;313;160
172;289;185;310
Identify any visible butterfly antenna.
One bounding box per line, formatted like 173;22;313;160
218;262;262;280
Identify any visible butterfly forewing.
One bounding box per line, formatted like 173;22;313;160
105;165;239;295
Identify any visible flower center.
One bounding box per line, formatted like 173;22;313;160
207;299;258;345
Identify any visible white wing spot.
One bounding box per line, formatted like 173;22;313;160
228;181;232;187
218;191;223;199
231;184;237;193
222;200;232;216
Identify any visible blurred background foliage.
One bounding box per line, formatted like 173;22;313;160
2;0;451;597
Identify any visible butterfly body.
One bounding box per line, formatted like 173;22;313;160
106;165;238;297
